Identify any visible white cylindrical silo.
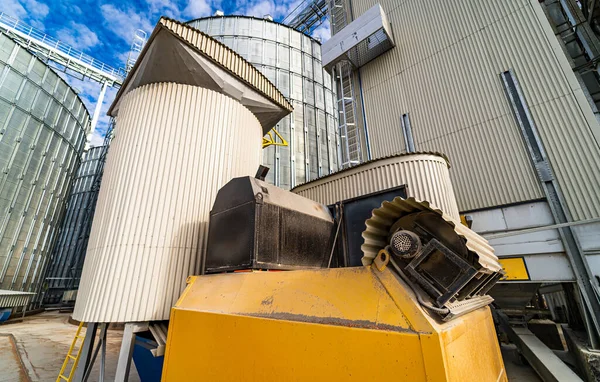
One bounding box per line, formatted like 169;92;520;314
73;83;263;322
292;153;460;220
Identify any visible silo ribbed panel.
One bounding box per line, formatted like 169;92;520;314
73;82;262;322
292;153;460;220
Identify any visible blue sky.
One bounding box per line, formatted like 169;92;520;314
4;0;330;146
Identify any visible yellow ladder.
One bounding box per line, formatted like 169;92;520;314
57;322;85;382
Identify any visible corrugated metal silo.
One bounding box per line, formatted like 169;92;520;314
292;153;460;220
44;144;108;304
73;18;293;323
187;16;339;189
0;33;90;307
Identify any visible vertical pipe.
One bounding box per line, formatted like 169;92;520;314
87;81;108;149
357;68;371;160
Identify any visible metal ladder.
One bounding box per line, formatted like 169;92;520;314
329;0;362;167
57;322;85;382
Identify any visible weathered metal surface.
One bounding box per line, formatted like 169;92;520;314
163;267;506;381
73;82;263;323
292;153;460;220
206;176;334;273
0;290;34;308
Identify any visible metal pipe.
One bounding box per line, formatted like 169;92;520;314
484;217;600;239
357;68;372;160
87;80;108;149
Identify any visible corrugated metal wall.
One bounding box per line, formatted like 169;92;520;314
350;0;600;219
0;33;89;307
292;153;460;220
44;145;108;304
73;83;262;323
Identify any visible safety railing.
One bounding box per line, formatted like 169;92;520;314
0;12;125;81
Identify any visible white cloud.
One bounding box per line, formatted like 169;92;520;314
57;22;101;51
117;50;131;67
4;0;27;19
147;0;182;19
245;1;274;18
23;0;49;18
311;19;330;43
239;0;301;20
184;0;212;19
100;4;154;44
4;0;48;29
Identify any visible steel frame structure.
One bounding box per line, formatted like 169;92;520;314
283;0;328;35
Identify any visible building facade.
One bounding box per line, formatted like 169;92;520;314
0;32;90;306
44;144;108;304
323;0;600;341
187;16;339;189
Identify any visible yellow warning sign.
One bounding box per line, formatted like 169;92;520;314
499;257;530;281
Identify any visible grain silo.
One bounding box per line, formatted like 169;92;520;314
44;144;108;304
73;18;292;323
0;32;90;307
187;15;339;189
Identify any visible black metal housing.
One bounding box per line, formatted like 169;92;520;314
329;186;407;267
205;176;334;273
404;238;478;307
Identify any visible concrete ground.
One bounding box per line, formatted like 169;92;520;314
0;311;140;382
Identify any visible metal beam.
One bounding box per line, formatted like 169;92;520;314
82;323;107;382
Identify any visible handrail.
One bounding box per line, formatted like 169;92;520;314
0;12;126;82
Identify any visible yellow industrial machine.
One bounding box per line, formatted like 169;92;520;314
162;178;507;381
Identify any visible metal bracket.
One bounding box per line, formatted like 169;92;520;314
373;248;390;272
262;128;289;149
534;160;554;182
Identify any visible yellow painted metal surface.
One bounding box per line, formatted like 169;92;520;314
163;267;506;381
499;257;530;281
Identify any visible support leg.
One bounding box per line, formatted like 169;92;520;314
115;322;148;382
72;322;98;382
83;323;107;382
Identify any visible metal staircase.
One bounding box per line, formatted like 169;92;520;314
329;0;362;167
335;62;361;166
